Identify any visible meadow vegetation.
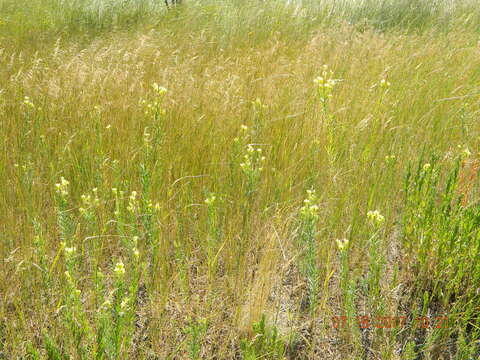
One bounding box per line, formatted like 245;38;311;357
1;0;480;358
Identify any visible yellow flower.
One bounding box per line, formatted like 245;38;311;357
385;154;396;163
204;194;216;205
114;261;126;277
379;79;391;88
336;238;349;251
314;66;339;103
64;246;76;257
300;189;319;221
23;96;35;109
55;177;70;197
152;83;168;96
367;210;385;225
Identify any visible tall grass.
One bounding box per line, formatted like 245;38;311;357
1;0;480;358
2;0;480;49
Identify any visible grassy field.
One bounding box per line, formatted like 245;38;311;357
1;0;480;358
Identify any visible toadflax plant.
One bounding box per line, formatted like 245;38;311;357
48;178;145;359
314;64;339;116
365;209;386;313
314;65;341;167
54;177;75;247
297;189;320;312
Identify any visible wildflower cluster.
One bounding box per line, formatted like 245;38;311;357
314;65;340;108
141;83;167;120
80;188;100;207
133;247;140;260
114;260;126;277
23;96;35;109
90;260;137;358
63;244;76;258
336;238;349;252
79;188;100;220
367;210;385;226
204;193;216;206
240;144;266;195
240;145;265;174
111;259;136;353
61;238;92;357
62;241;77;269
379;78;391;89
127;190;139;215
385;154;396;165
50;176;145;358
55;177;70;199
119;297;130;317
300;189;319;222
152;82;168;96
54;177;75;245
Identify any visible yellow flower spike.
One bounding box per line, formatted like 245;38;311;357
379;79;391;89
114;261;126;277
336;238;349;251
367;210;385;226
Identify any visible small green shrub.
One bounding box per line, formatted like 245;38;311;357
240;315;285;360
